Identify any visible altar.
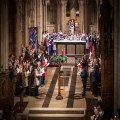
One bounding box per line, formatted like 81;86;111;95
54;40;86;56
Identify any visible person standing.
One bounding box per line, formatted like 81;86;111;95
91;62;99;96
80;63;88;96
34;64;42;96
22;68;29;96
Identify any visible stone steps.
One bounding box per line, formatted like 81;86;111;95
28;108;86;120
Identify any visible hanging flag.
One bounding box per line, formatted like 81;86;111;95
29;27;38;50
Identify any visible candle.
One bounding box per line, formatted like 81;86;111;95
56;49;57;55
62;49;63;56
63;48;65;56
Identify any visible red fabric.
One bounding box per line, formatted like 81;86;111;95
42;60;47;76
89;41;94;52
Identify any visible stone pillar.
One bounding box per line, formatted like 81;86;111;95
43;1;46;31
15;0;22;58
36;0;39;42
57;1;61;32
61;0;67;33
30;0;36;27
96;0;100;33
25;0;29;46
30;0;33;27
114;0;120;113
84;0;88;33
117;0;120;111
34;0;37;27
0;0;9;70
43;0;49;31
39;0;43;43
99;0;114;116
78;0;84;33
0;3;2;66
45;0;49;31
36;0;43;44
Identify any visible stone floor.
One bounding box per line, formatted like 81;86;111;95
14;65;100;120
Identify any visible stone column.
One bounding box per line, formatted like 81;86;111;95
99;0;114;115
0;0;9;70
30;0;33;27
0;3;2;66
43;1;46;31
78;0;84;33
39;0;43;43
96;0;100;33
43;0;49;31
45;2;47;31
114;0;120;113
117;0;120;111
34;0;37;27
57;1;61;32
61;0;67;33
36;0;43;44
36;0;39;42
45;0;49;31
15;0;22;58
84;0;88;33
25;0;29;46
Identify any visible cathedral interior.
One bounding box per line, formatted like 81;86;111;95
0;0;119;120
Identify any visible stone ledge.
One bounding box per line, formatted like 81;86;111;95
29;114;85;117
29;108;86;111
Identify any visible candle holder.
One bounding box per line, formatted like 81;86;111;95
54;55;67;100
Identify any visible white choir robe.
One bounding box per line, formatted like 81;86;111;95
53;41;57;55
34;68;42;86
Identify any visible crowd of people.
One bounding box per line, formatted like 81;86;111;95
42;30;100;55
76;31;101;97
9;44;50;96
8;30;100;98
90;99;104;120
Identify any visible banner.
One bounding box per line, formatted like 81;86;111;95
29;27;38;49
